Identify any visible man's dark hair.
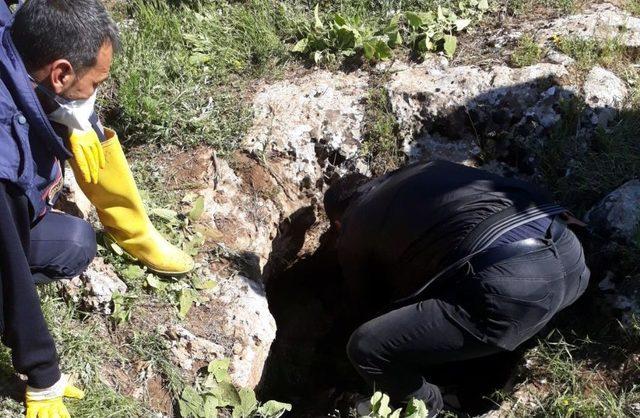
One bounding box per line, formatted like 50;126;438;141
11;0;120;73
323;173;370;222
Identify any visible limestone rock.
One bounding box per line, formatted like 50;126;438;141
534;3;640;47
546;50;575;67
585;180;640;244
163;324;226;372
201;157;283;264
584;66;628;110
386;61;569;165
215;275;276;389
244;70;370;191
59;258;127;315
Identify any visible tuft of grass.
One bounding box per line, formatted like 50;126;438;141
127;332;185;397
518;336;640;417
555;36;630;72
39;291;122;384
506;0;577;16
67;383;145;418
0;291;149;417
511;35;544;67
626;0;640;16
361;84;404;176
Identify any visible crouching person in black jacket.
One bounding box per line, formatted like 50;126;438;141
324;160;590;416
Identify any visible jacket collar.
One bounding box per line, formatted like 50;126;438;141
0;24;72;160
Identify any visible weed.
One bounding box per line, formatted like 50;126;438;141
361;85;404;176
555;36;629;72
362;392;429;417
178;359;292;418
292;6;400;65
511;35;544;67
519;336;640;417
532;97;640;217
404;1;489;59
626;0;640;16
128;332;185;397
506;0;577;16
292;2;489;66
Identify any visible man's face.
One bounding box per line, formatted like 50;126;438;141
61;41;113;100
32;41;113;104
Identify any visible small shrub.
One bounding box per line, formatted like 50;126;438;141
291;5;401;65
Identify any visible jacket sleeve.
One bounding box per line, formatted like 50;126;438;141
0;181;61;388
0;1;12;27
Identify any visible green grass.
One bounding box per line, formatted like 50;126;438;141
103;0;492;151
556;36;631;72
511;35;544;67
514;335;640;417
0;291;150;417
67;383;144;418
103;0;302;150
626;0;640;16
361;83;404;176
506;0;577;15
535;99;640;217
127;332;185;397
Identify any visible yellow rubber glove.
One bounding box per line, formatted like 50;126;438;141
68;129;106;184
25;375;85;418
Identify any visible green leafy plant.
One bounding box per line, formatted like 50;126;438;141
405;0;489;59
179;359;292;418
292;4;401;64
293;1;490;64
360;392;429;418
111;292;138;324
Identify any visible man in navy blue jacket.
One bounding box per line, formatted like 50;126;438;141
0;1;119;416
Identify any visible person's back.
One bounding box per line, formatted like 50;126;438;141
336;160;565;305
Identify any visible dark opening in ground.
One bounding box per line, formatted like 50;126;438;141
257;207;530;417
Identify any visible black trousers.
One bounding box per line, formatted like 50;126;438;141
29;211;96;283
346;227;589;414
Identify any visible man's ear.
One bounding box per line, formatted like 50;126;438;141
48;59;75;95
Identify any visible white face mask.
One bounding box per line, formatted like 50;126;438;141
47;89;98;132
29;74;97;132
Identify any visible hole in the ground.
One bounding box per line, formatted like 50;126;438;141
258;209;531;417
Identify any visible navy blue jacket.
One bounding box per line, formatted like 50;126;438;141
0;4;69;216
0;2;69;388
